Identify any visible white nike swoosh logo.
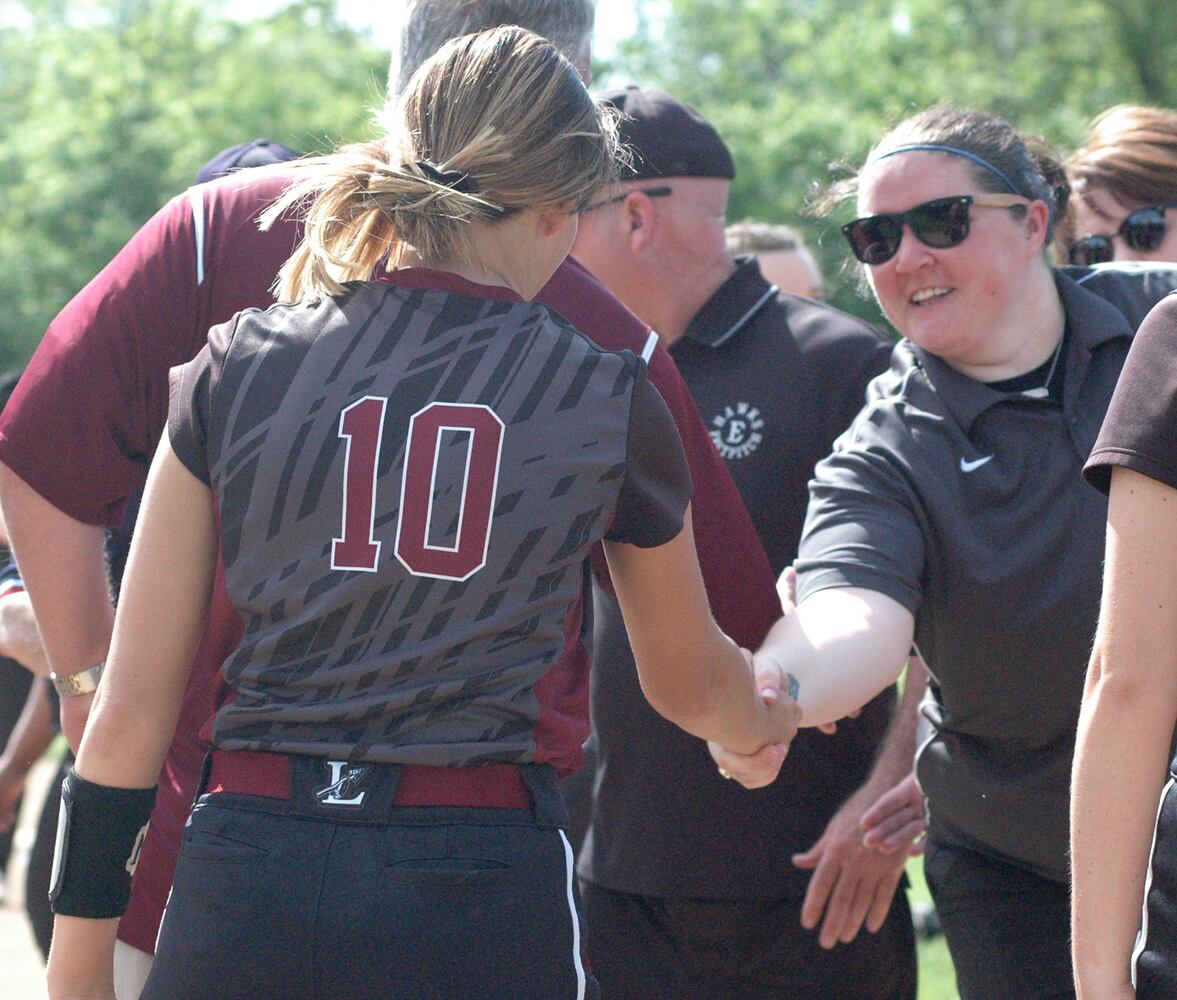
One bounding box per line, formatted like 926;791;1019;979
960;455;994;472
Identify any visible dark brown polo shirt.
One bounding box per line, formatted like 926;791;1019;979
797;267;1177;882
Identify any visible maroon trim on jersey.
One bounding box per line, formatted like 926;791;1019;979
206;750;531;808
374;267;524;302
530;575;590;777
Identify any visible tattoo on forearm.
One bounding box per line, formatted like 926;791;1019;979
786;673;800;701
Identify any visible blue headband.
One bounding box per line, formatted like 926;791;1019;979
872;144;1021;195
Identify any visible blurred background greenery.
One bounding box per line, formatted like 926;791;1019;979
909;856;959;999
1;0;1175;368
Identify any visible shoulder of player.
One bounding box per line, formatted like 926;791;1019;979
528;301;649;381
1060;262;1177;333
217;282;349;356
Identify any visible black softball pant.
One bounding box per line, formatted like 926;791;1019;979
142;778;596;999
923;834;1074;1000
1134;774;1177;998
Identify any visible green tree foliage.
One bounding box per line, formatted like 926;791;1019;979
0;0;386;369
609;0;1177;325
4;1;1175;362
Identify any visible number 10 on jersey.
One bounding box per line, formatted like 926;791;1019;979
331;397;505;581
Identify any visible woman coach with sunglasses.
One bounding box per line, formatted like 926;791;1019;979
711;105;1177;1000
1064;105;1177;266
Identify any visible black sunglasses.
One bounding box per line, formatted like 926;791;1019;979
1067;203;1177;266
581;185;673;214
842;193;1031;266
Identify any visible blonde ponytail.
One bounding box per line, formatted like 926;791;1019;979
262;26;622;303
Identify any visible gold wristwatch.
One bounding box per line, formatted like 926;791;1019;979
50;661;105;697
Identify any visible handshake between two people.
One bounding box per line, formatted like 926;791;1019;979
706;646;847;791
706;564;874;790
708;640;930;878
706;569;920;799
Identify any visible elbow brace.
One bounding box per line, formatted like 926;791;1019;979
49;768;157;918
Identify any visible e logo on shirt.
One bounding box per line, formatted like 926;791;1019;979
709;402;764;460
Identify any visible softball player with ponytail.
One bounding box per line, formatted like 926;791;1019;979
46;27;798;1000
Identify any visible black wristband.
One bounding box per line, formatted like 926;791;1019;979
50;768;157;918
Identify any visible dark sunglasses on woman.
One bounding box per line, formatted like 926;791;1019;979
842;193;1031;266
1067;203;1177;266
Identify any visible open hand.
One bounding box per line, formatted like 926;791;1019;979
794;785;910;948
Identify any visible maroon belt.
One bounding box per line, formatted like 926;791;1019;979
206;749;531;809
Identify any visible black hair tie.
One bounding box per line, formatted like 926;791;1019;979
412;159;480;194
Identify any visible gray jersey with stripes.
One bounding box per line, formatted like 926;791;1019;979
169;276;690;765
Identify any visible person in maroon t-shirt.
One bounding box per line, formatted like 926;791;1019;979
45;29;799;1000
0;2;780;995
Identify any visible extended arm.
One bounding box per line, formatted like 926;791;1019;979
47;438;216;1000
757;586;914;729
1072;467;1177;1000
602;505;800;755
709;586;914;789
0;465;114;747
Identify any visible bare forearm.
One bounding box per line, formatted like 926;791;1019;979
641;627;782;753
758;588;913;728
72;683;185;789
604;511;798;753
1072;666;1172;996
860;655;926;794
47;915;119;1000
0;464;114;677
